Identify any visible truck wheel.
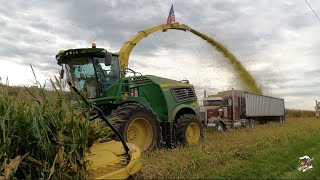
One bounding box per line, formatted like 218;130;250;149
215;121;225;132
110;103;160;151
248;119;255;128
279;117;285;123
175;114;204;146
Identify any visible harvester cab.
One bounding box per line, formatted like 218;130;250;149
56;44;121;98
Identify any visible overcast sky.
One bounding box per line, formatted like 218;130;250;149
1;0;320;110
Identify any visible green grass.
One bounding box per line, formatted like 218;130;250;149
141;118;320;179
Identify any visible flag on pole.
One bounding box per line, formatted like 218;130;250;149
166;4;175;24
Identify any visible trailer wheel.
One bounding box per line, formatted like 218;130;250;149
110;103;161;151
215;121;225;132
248;119;255;128
175;114;204;146
278;117;285;123
244;119;254;128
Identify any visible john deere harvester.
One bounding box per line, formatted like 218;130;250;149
56;23;204;151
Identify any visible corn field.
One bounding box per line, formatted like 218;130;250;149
285;109;315;118
0;78;107;179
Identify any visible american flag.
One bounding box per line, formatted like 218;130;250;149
166;4;175;24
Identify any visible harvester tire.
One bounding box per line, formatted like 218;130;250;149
175;114;204;146
110;103;160;151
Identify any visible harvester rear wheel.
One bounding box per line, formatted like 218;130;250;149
175;114;204;146
110;103;160;151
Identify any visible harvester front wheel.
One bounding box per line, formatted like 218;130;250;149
111;103;160;151
175;114;204;146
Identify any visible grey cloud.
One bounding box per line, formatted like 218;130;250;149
305;68;320;77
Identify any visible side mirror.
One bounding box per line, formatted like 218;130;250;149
60;67;65;79
105;53;112;66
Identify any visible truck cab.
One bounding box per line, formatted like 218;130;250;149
201;97;227;124
200;90;251;131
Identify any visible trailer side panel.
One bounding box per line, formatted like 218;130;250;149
244;93;284;117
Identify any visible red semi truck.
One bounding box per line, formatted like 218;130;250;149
199;89;285;132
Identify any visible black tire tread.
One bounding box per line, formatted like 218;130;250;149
109;102;160;150
175;114;204;146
